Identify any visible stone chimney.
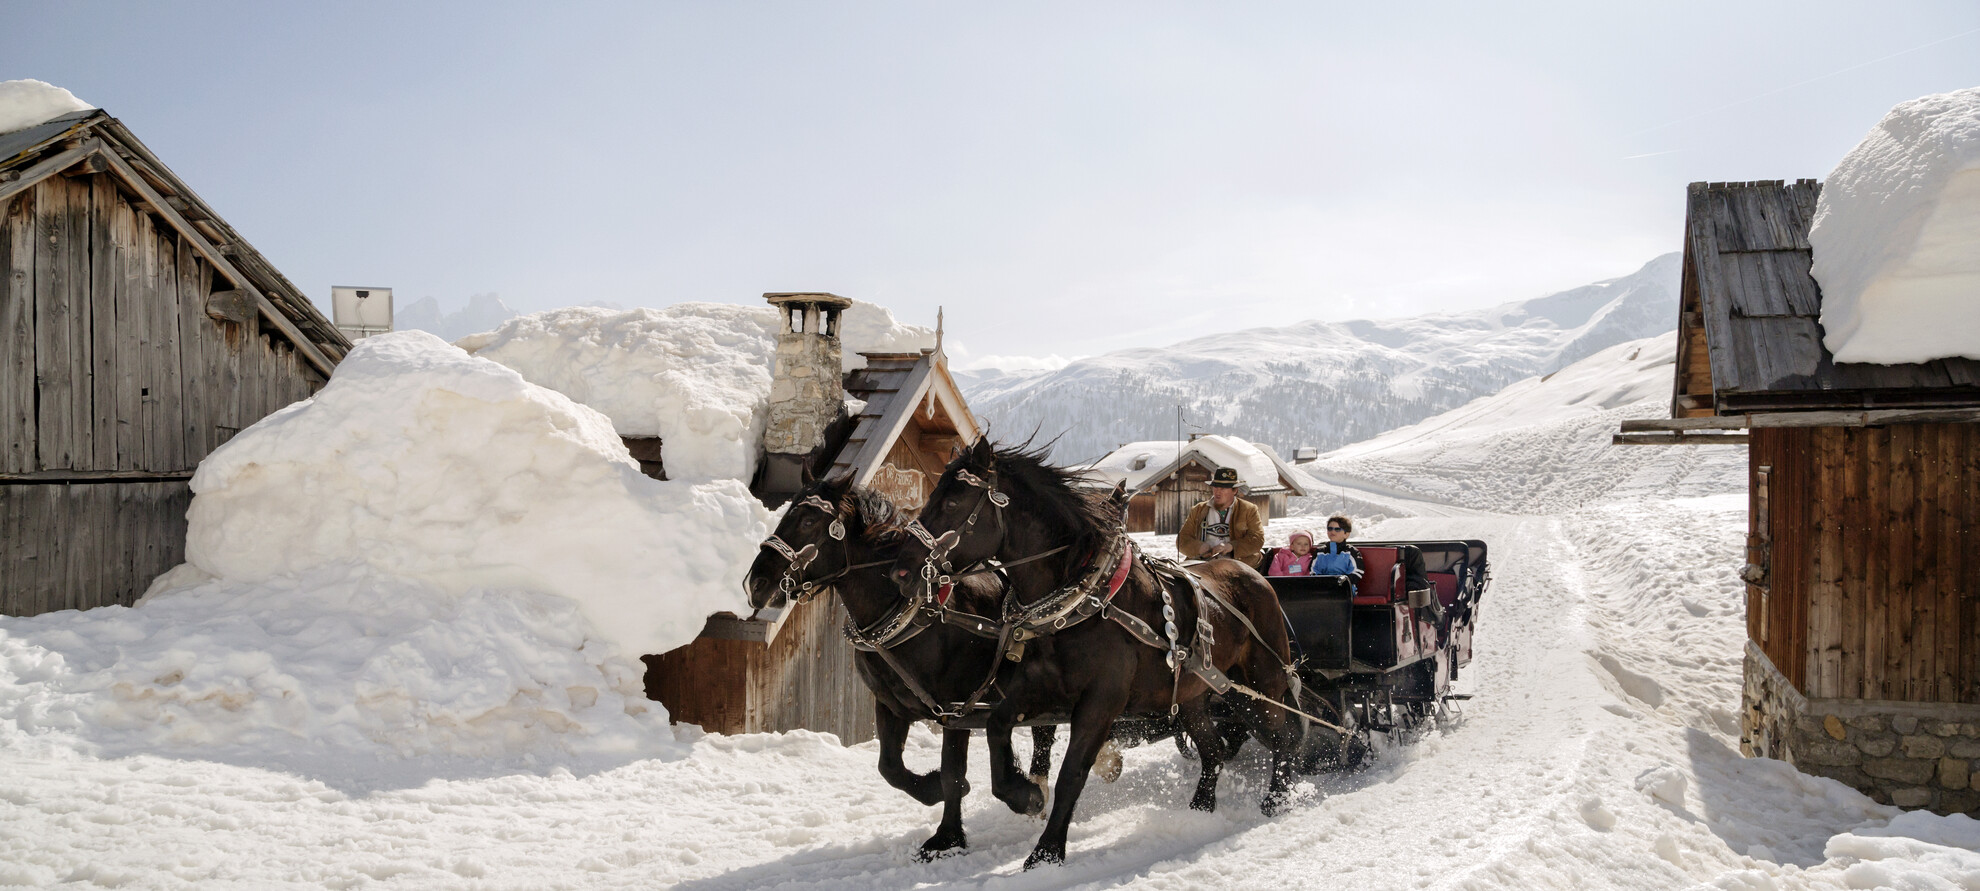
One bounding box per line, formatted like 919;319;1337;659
760;292;853;495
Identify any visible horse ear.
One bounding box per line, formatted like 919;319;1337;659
801;462;816;485
1110;480;1128;503
969;437;994;465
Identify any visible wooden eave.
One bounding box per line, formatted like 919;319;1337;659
830;349;981;486
1677;179;1980;418
0;111;350;378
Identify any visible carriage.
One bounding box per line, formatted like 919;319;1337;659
1107;538;1490;770
1263;538;1489;761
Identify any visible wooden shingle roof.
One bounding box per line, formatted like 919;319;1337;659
830;350;978;486
0;110;349;377
1676;180;1980;415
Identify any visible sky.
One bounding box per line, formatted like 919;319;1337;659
6;2;1978;368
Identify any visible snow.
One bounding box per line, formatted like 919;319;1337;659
181;331;767;658
1080;434;1300;493
1813;86;1980;365
461;300;932;481
5;322;1979;887
0;331;776;782
963;253;1682;464
0;79;92;135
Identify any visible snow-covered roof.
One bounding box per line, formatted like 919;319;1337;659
1675;179;1980;414
1813;86;1980;365
461;301;936;483
1080;434;1305;495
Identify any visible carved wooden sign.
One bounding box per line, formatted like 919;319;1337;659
869;463;928;512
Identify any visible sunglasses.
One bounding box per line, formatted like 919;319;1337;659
1326;526;1346;532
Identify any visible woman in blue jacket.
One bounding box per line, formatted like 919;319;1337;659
1310;515;1364;581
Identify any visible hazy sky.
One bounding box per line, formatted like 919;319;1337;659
7;3;1977;367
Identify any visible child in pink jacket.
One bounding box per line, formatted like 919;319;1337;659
1267;530;1317;576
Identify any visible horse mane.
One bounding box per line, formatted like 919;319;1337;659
984;440;1119;552
842;485;917;545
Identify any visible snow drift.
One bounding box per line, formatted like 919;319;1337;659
181;330;767;658
0;79;92;135
1813;85;1980;364
461;301;932;481
0;331;774;768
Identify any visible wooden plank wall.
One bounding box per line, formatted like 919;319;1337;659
751;592;877;743
0;174;327;616
641;593;878;744
0;482;191;615
1754;424;1979;702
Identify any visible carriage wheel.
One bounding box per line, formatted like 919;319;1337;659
1296;686;1365;774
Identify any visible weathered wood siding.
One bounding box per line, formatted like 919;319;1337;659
1;174;326;616
1751;424;1980;702
642;591;878;744
0;482;190;615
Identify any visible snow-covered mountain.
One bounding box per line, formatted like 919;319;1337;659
394;292;521;342
961;253;1681;464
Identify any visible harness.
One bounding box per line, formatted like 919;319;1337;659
897;466;1352;734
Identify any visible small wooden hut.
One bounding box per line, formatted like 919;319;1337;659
1618;179;1980;815
1078;435;1308;534
1;110;349;616
643;295;982;743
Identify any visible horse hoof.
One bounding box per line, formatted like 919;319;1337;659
1094;740;1123;783
1030;774;1050;817
915;834;967;862
1260;794;1288;817
1023;847;1065;870
1189;794;1217;813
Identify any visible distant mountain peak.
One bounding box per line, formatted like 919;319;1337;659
959;253;1680;465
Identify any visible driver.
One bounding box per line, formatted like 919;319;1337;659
1176;467;1264;566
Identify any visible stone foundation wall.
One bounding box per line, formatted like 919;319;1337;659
1744;643;1980;815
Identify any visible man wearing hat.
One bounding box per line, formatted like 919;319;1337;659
1176;466;1265;566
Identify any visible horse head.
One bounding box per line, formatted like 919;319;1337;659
746;477;857;610
890;436;1018;586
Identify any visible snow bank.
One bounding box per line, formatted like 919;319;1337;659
184;331;766;658
462;300;932;481
1;331;770;768
1813;86;1980;364
0;566;668;770
0;79;91;135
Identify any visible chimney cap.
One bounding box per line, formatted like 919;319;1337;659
764;292;853;310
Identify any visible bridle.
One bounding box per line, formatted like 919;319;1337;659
755;494;881;608
903;467;1011;586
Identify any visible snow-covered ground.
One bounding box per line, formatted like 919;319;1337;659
4;335;1978;888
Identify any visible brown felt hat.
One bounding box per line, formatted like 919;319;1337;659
1210;467;1240;488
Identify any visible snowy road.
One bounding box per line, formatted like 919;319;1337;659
5;494;1914;889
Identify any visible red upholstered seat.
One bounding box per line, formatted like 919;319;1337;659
1429;571;1460;609
1354;546;1403;605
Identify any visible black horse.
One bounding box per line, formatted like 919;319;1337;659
891;438;1306;869
743;478;1056;860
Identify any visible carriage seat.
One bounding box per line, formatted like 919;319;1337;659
1427;571;1461;610
1353;546;1405;605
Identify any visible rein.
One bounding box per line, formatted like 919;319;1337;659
903;460;1352;735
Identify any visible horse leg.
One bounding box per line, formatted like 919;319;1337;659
874;706;943;806
1028;724;1057;782
1178;697;1227;812
1025;688;1129;870
1240;667;1302;817
916;727;974;860
986;714;1046;817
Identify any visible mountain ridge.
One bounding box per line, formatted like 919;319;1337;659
957;252;1682;464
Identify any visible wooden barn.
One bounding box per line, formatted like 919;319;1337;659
1617;179;1980;815
1077;434;1309;534
643;294;982;743
1;110;350;617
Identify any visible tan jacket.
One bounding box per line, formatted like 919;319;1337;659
1176;497;1265;566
